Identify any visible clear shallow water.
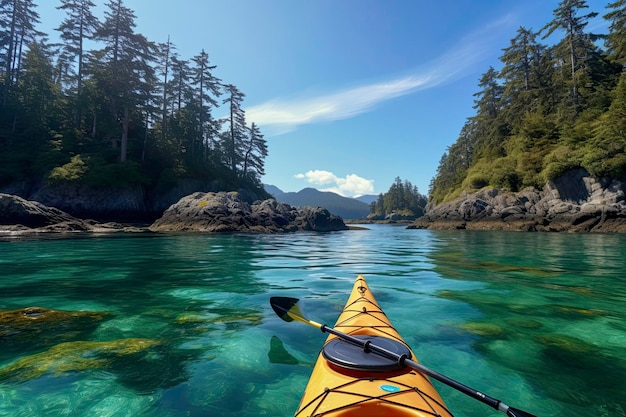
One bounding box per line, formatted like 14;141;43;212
0;226;624;417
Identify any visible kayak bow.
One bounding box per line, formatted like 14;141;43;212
275;275;454;417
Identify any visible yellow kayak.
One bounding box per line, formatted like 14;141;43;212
294;275;453;417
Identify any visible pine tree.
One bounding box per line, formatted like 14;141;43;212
18;40;58;131
471;68;507;159
586;72;626;177
94;0;156;162
0;0;41;106
605;0;626;65
241;122;267;184
473;66;503;119
156;36;174;142
541;0;600;108
56;0;99;128
222;83;246;173
500;26;549;119
370;177;426;217
190;49;221;160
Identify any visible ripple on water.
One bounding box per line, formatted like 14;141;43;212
0;229;624;417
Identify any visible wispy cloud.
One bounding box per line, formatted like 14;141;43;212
295;170;374;197
246;17;511;134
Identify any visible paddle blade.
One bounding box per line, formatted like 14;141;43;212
270;297;304;323
507;407;538;417
270;296;324;329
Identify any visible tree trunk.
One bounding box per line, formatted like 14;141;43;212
120;106;129;162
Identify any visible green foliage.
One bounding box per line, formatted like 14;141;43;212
542;145;581;181
581;146;626;178
429;1;625;203
463;172;490;190
48;155;88;183
154;163;188;193
0;0;267;196
370;177;427;218
491;157;521;190
47;154;150;186
84;158;150;186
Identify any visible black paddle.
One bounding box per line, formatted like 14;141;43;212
270;296;538;417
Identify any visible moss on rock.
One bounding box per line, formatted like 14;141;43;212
0;338;161;382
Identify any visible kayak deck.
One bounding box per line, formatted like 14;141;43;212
295;275;453;417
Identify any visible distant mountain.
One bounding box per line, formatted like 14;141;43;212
354;194;378;205
264;184;284;198
263;185;370;220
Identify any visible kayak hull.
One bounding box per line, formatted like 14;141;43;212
295;275;453;417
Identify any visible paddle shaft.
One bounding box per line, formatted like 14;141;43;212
320;324;535;417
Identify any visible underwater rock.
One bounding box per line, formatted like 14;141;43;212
458;322;506;337
0;338;161;382
505;318;543;329
175;309;263;326
535;334;599;357
0;307;109;352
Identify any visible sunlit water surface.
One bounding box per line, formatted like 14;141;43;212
1;225;624;417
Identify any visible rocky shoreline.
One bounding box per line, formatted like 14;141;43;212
3;169;626;234
409;169;626;232
0;191;348;235
149;191;348;233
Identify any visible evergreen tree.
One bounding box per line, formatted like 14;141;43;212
0;0;41;106
156;36;174;142
0;0;268;197
222;83;246;173
169;56;191;114
605;0;626;65
473;66;503;119
241;122;267;184
94;0;156;162
17;40;58;133
370;177;426;217
190;49;221;160
500;27;549;120
586;72;626;177
56;0;99;128
471;68;507;160
541;0;600;109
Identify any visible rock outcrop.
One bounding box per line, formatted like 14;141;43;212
0;178;262;222
410;169;626;232
149;191;348;233
0;193;147;234
0;193;93;232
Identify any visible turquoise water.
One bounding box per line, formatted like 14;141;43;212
0;225;624;417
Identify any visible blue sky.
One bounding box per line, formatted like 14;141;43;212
35;0;610;197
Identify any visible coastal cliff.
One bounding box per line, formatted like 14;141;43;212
410;169;626;232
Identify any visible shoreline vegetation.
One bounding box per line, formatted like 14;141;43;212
427;2;626;213
3;2;626;233
410;168;626;233
3;166;626;235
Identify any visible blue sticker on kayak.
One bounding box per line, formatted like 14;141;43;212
380;384;401;393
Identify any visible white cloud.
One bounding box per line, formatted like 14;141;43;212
246;17;510;134
246;75;432;134
295;170;374;197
